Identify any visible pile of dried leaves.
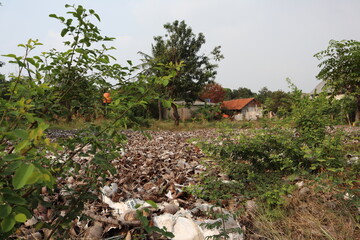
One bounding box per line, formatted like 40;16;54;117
17;129;243;239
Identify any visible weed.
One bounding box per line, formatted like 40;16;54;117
200;206;243;240
133;200;174;239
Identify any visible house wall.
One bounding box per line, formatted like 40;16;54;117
233;104;262;121
164;106;200;121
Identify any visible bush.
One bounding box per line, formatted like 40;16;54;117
0;5;181;237
194;104;221;122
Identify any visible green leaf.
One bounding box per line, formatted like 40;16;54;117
35;72;43;80
76;5;84;15
14;213;27;223
25;58;37;67
145;200;158;209
35;222;45;231
3;154;22;162
2;54;17;58
94;13;101;21
66;19;73;26
12;164;35;189
49;14;58;19
13;206;31;219
61;28;68;37
26;169;41;185
99;55;109;63
13;129;29;140
113;99;120;106
104;36;115;41
75;48;85;54
4;194;27;205
1;216;15;232
14;140;30;153
162;100;172;109
0;205;12;219
138;87;145;94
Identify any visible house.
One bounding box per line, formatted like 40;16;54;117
222;98;262;120
310;81;359;122
309;81;345;100
163;100;217;121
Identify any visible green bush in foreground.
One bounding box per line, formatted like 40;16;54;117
0;5;181;238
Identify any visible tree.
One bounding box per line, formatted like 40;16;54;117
264;90;292;116
140;20;223;125
224;88;233;100
228;87;255;100
43;4;115;121
0;61;8;99
0;5;180;236
199;83;226;103
257;87;272;104
315;39;360;121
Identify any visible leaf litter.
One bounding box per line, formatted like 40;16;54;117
16;129;244;239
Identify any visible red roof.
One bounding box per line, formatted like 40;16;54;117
222;98;256;110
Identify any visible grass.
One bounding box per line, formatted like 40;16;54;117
145;118;271;131
188;121;360;240
47;117;360;239
47;116;287;131
145;119;220;131
244;186;360;240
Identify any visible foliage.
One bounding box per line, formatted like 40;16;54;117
195;91;348;209
194;103;221;122
315;39;360;121
41;4;116;121
225;87;255;100
133;201;174;239
0;61;8;99
291;90;328;141
0;40;58;238
200;83;226;103
263;90;293;116
0;5;181;238
140;20;223;125
331;94;358;124
187;174;244;201
256;86;272;104
200;207;243;240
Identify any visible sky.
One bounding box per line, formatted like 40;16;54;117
1;0;360;93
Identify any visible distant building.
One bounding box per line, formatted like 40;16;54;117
222;98;262;120
163;100;217;121
310;81;358;122
309;81;345;100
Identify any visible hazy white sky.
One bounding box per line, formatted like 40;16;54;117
1;0;360;93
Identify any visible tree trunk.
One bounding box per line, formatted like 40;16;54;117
171;103;180;126
158;99;162;121
66;104;72;122
355;96;360;122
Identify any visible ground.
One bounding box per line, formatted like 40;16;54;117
16;127;360;239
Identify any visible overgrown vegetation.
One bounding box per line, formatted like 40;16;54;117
0;5;180;238
189;88;360;239
0;3;359;240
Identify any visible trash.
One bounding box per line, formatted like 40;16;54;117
172;217;203;240
101;183;118;197
164;204;180;215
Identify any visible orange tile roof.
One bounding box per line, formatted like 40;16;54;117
222;98;255;110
